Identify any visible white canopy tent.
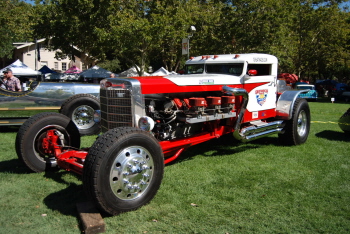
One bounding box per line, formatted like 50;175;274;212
148;67;177;76
119;66;149;77
149;67;171;76
0;59;41;76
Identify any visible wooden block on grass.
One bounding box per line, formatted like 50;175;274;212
76;201;105;234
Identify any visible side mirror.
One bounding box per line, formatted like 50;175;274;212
248;69;258;76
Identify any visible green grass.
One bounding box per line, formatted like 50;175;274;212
0;100;349;233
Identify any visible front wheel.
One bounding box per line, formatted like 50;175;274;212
15;112;80;172
83;127;164;216
278;98;311;145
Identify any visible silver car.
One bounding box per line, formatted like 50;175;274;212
0;81;100;135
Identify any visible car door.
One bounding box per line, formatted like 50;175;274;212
243;63;277;121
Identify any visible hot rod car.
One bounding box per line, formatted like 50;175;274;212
0;81;100;135
16;53;311;215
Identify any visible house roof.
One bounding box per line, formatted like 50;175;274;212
14;38;46;49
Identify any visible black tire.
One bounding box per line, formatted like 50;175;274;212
338;108;350;135
59;94;100;136
83;127;164;216
15;112;80;172
278;98;311;145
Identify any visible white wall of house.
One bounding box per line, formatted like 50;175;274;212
13;41;83;72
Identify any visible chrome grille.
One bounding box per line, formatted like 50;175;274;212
100;89;133;132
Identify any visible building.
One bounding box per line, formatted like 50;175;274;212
12;38;93;72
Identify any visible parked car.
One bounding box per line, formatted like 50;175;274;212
0;81;100;135
296;84;318;101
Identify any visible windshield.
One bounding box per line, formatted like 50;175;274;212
185;64;205;74
185;63;244;75
206;63;244;75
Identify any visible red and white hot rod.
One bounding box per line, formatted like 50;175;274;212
16;54;310;215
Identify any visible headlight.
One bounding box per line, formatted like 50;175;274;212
138;116;155;132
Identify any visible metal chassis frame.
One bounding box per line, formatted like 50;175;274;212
43;118;237;175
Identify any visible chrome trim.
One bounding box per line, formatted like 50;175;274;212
222;85;248;134
222;85;284;142
100;78;145;131
241;120;284;142
276;90;309;120
0;82;100;124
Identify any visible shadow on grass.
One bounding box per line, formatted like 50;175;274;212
315;130;350;142
0;160;87;218
43;171;87;217
0;158;33;174
0;126;21;133
167;134;280;165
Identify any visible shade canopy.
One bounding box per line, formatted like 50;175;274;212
119;66;149;77
64;65;82;74
0;59;41;76
39;65;57;74
150;67;170;76
79;65;112;78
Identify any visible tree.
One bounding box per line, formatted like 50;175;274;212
32;0;350;81
0;0;34;66
270;0;349;81
34;0;115;64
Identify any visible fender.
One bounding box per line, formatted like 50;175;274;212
276;90;309;120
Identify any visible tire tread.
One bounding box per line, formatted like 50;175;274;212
83;127;164;215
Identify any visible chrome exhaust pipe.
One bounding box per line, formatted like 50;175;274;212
241;120;284;142
222;86;285;143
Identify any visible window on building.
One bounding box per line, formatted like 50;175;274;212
54;62;58;70
41;61;48;67
62;62;67;71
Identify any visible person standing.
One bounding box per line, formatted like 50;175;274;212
2;68;22;91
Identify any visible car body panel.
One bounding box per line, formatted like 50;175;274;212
0;82;100;125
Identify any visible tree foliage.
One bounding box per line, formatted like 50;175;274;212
0;0;34;61
3;0;350;82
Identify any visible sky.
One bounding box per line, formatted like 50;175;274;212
22;0;349;11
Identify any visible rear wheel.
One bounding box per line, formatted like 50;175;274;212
279;98;310;145
83;127;164;216
15;112;80;172
60;94;100;136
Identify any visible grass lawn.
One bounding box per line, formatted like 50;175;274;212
0;99;349;233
